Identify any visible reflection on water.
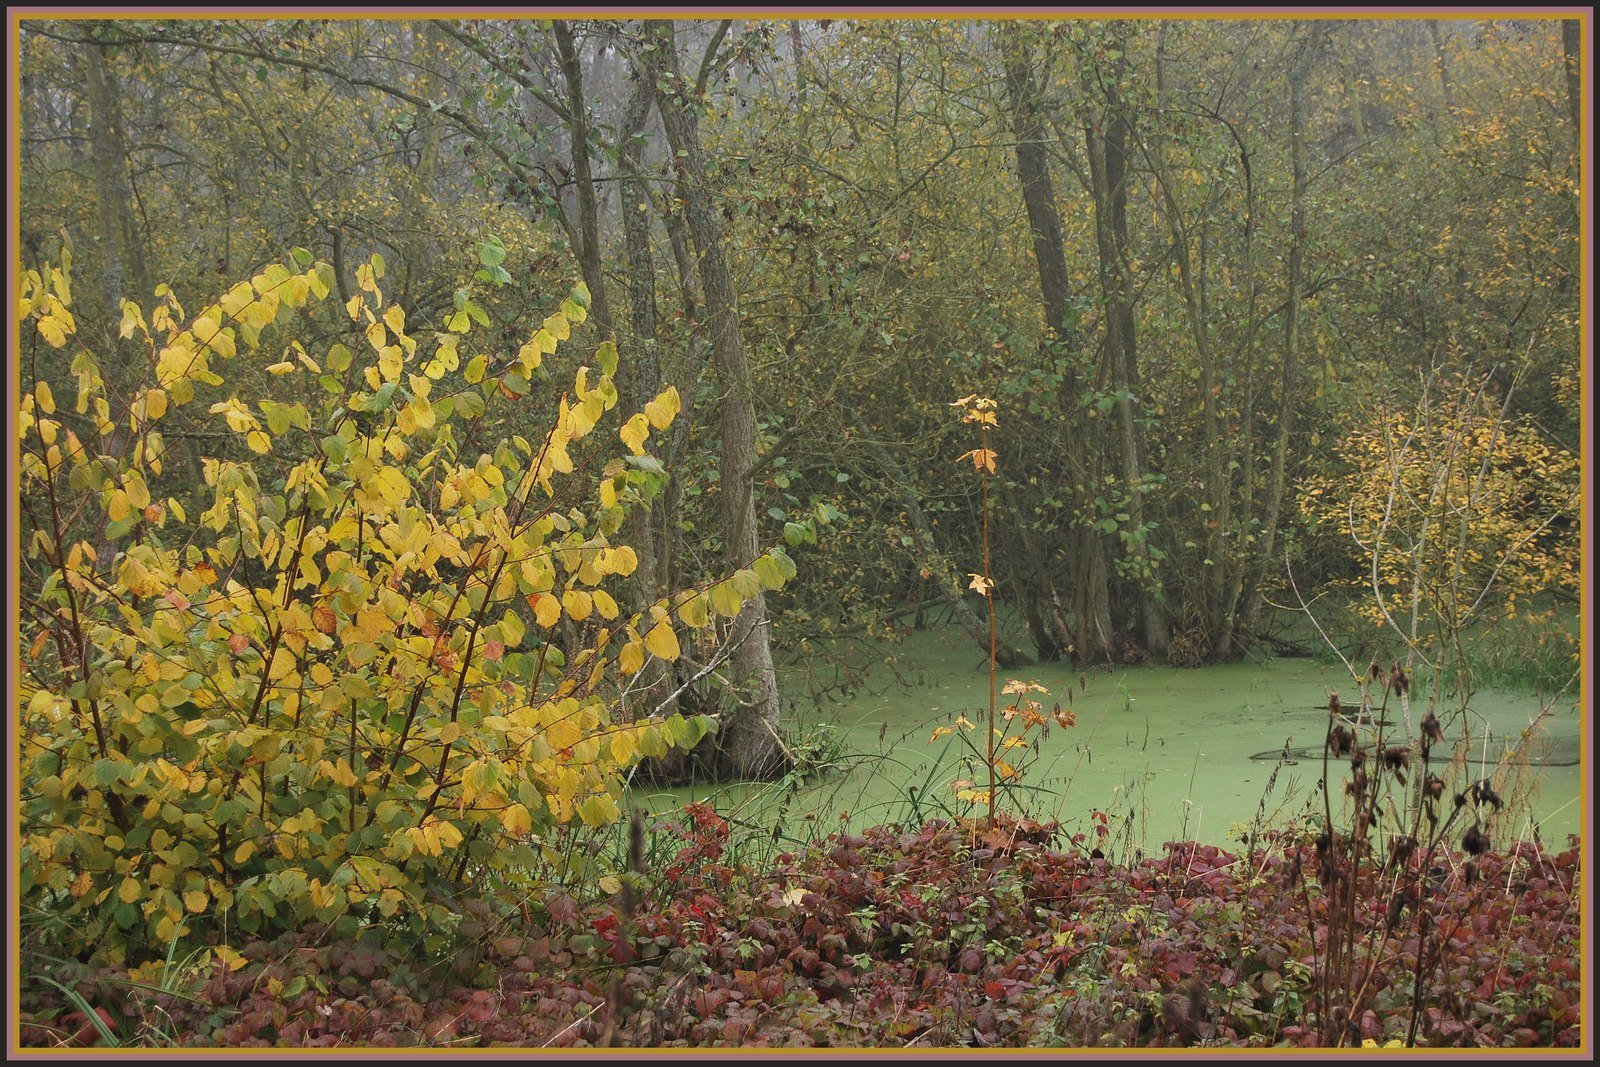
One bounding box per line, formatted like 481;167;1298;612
631;627;1583;852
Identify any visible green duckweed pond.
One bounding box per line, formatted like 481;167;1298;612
634;626;1582;854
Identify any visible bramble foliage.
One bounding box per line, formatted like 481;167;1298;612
18;820;1580;1048
17;248;797;963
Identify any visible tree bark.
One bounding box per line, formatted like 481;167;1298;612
554;21;615;341
1562;19;1581;136
1147;25;1232;661
1082;41;1170;659
613;63;678;723
83;30;151;314
401;25;443;306
83;26;151;573
1240;24;1323;639
641;20;783;780
1000;22;1113;664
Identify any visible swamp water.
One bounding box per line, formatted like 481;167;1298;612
634;626;1583;853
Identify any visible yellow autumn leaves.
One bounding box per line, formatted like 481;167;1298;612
18;249;798;962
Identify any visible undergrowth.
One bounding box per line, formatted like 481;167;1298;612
20;816;1580;1049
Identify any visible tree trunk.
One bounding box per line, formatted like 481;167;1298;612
1082;45;1170;659
83;27;151;573
641;21;783;780
1148;26;1229;662
402;26;443;306
84;31;150;315
554;21;615;341
1427;21;1457;114
1562;20;1581;136
614;64;677;722
658;202;711;598
1000;23;1113;664
1240;24;1322;639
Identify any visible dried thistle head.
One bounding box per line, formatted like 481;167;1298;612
1390;834;1417;864
1386;886;1415;932
1382;746;1412;785
1468;779;1504;812
1389;661;1409;698
1420;710;1445;745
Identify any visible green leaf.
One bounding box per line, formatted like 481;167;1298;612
752;548;796;590
729;569;762;600
708;581;744;618
624;454;666;475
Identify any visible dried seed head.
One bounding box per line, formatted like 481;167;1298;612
1420;711;1445;745
1369;660;1383;682
1382;746;1411;786
1462;826;1491;857
1424;773;1445;801
1389;662;1409;697
1390;834;1417;863
1386;887;1415;932
1469;779;1504;812
1328;691;1342;717
1329;724;1354;758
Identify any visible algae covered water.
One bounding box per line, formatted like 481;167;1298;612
633;626;1583;853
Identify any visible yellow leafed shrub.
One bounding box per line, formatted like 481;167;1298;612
17;247;796;962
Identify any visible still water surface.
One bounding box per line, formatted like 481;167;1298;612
634;628;1583;853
